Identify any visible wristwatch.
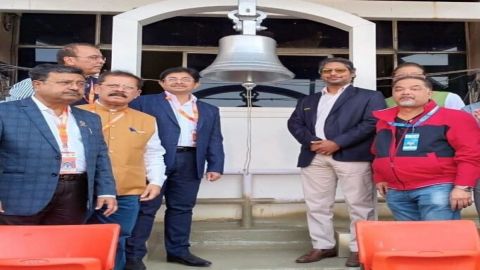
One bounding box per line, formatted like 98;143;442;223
454;185;473;192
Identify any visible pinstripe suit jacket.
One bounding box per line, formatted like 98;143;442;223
0;98;116;216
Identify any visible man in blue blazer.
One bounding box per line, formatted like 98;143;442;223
0;64;117;225
125;67;224;269
288;58;385;268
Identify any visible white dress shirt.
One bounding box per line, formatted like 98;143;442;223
31;96;86;172
165;92;198;147
144;123;167;186
315;84;349;140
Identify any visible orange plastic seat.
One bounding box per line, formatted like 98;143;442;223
0;257;101;270
356;220;480;270
0;224;120;270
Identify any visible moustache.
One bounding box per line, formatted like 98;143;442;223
64;91;82;96
108;92;128;98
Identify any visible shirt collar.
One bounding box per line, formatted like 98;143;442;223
321;84;350;95
32;95;71;115
165;91;197;104
95;100;129;112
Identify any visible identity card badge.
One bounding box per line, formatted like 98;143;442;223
60;152;77;174
402;133;420;151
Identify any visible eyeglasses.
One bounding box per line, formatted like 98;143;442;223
74;55;106;62
101;83;138;91
164;77;195;83
42;80;86;88
320;68;349;74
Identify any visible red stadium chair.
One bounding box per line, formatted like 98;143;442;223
356;220;480;270
0;224;120;270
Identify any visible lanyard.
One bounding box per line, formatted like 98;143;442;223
165;92;198;123
388;106;439;131
89;103;127;131
56;108;69;150
102;112;126;131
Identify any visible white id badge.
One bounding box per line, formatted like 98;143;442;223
402;133;420;151
60;152;77;174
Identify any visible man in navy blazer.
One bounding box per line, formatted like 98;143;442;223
125;67;224;269
0;64;117;225
288;58;385;267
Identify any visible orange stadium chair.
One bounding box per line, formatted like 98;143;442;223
0;224;120;270
356;220;480;270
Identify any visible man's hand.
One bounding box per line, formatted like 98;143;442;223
0;201;4;213
376;182;388;197
310;140;323;152
96;197;118;217
473;109;480;122
206;172;222;182
450;188;473;210
140;184;161;201
314;140;340;155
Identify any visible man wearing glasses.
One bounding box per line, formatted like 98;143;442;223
125;67;224;269
78;71;166;270
288;58;385;267
6;43;106;105
0;63;117;225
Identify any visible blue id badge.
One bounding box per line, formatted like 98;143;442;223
402;133;419;151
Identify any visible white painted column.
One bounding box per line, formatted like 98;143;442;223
350;22;377;90
111;17;143;75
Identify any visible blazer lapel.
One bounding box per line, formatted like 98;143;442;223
309;93;322;129
196;102;205;131
71;108;91;159
159;92;179;127
20;98;60;153
329;85;355;115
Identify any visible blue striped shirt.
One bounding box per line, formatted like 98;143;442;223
5;77;97;105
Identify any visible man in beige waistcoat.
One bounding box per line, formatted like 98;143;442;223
78;70;166;270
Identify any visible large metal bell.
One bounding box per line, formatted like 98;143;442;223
200;35;294;83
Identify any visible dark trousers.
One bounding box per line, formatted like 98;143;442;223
474;180;480;218
125;150;201;260
0;173;88;225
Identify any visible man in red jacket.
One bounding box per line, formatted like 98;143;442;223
372;76;480;221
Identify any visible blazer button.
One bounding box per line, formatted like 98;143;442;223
56;155;61;160
51;173;58;177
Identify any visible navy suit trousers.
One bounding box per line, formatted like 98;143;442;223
126;150;201;259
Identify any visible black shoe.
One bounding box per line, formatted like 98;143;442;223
125;258;147;270
167;253;212;267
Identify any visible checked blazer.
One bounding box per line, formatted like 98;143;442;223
0;98;116;216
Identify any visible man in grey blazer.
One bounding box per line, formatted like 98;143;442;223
0;64;117;225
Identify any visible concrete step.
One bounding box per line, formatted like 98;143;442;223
146;247;356;270
147;218;352;259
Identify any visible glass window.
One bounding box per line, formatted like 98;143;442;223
376;54;394;98
100;15;114;44
142;17;235;46
277;55;327;80
398;22;466;52
17;48;59;80
19;14;96;45
140;51;183;94
374;21;393;49
398;53;468;100
139;16;348;49
261;19;348;49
